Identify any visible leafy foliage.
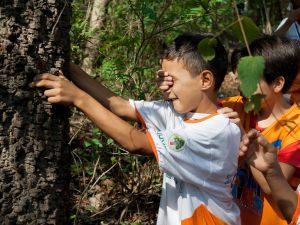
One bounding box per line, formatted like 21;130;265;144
198;38;217;61
231;16;261;45
237;56;265;98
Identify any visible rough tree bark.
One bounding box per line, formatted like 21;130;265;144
0;0;71;224
81;0;110;74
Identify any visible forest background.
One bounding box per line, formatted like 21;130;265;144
41;0;290;224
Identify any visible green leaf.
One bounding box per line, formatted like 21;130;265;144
244;101;254;113
251;94;265;113
91;127;100;136
91;138;103;147
198;38;217;61
237;56;265;98
83;140;92;148
107;138;114;145
70;214;76;220
231;16;261;45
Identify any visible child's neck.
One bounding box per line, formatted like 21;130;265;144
257;96;291;128
193;94;218;114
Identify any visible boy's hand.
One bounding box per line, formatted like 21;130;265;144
218;107;245;137
156;70;173;100
217;107;240;125
240;129;279;174
33;73;86;106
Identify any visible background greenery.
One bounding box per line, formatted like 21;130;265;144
68;0;288;224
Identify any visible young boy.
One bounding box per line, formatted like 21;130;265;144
34;32;241;225
157;35;300;225
240;129;300;225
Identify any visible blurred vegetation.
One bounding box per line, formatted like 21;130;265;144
68;0;287;224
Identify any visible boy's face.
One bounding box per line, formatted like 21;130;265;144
161;59;205;114
254;79;276;109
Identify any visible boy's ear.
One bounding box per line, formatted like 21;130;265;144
199;70;214;90
273;76;285;93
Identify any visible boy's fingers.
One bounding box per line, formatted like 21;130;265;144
47;96;62;104
34;73;61;82
157;70;169;77
217;107;232;114
34;79;60;89
159;85;171;91
257;136;274;154
44;88;59;97
247;129;259;140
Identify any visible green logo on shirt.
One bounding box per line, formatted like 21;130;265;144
168;134;185;152
158;132;168;150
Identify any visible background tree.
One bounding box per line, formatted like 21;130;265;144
0;0;71;224
81;0;110;74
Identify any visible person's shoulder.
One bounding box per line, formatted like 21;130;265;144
220;95;244;107
285;103;300;118
188;114;239;137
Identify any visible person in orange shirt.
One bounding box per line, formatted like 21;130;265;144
240;129;300;225
157;35;300;225
274;0;300;105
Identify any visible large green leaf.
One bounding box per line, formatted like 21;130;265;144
238;56;265;98
231;16;261;45
244;93;265;113
197;38;217;61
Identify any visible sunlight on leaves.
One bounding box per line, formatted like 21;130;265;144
198;38;217;61
231;16;261;45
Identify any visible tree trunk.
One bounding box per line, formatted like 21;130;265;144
81;0;110;74
0;0;71;224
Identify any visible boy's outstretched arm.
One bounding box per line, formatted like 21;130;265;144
274;8;300;37
33;74;153;155
68;64;137;121
241;130;298;223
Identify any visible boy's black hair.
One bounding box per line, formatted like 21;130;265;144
160;32;228;91
249;35;300;93
230;48;245;73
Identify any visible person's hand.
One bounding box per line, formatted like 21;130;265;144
156;70;173;99
217;107;245;138
33;73;86;106
240;129;279;174
288;7;300;22
217;107;240;125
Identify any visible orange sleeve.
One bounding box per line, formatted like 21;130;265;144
146;131;159;162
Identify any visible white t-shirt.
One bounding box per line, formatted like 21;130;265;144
276;18;300;46
130;100;241;225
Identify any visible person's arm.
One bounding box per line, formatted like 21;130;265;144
241;130;298;223
68;64;137;121
33;73;153;155
274;8;300;37
249;161;296;195
274;18;294;37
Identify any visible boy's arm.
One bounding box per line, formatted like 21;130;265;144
250;162;296;195
33;74;153;155
68;64;137;121
241;130;298;222
75;92;153;155
274;8;300;37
